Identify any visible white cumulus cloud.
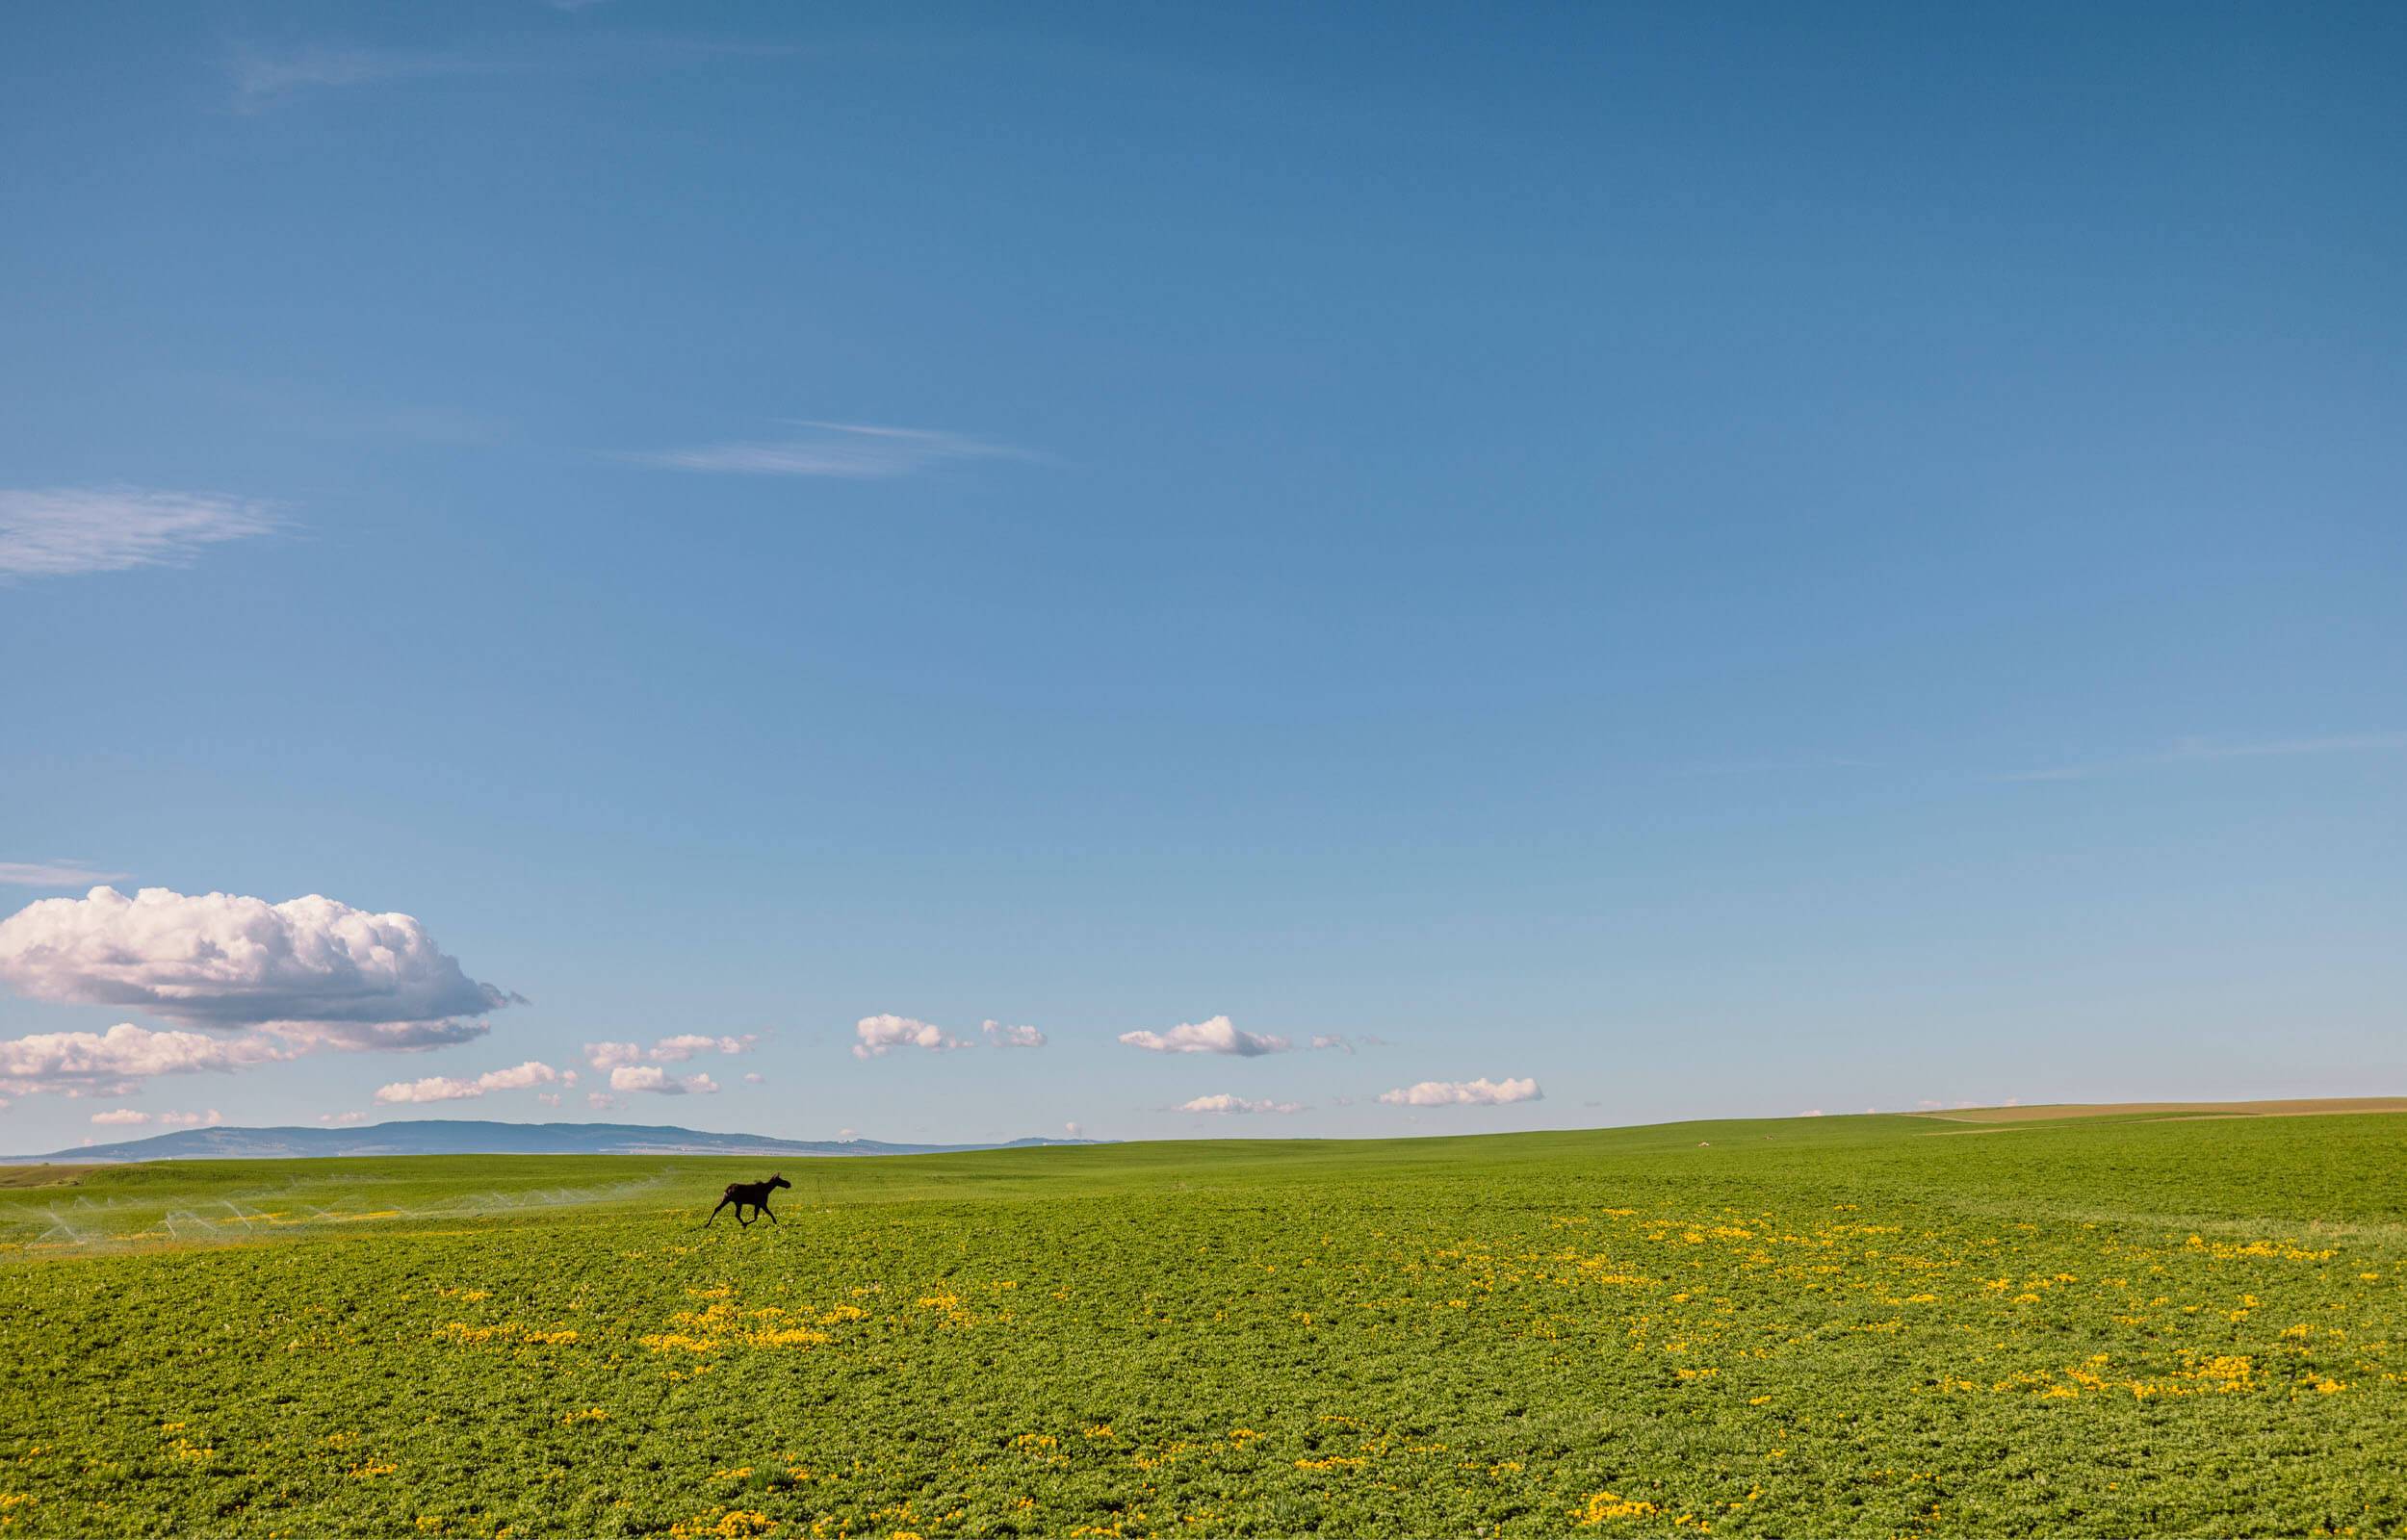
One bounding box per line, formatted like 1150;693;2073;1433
853;1014;969;1059
1375;1076;1542;1108
0;886;515;1043
588;1034;756;1068
1118;1015;1290;1057
982;1019;1046;1048
1178;1093;1305;1115
375;1060;565;1105
608;1065;718;1095
0;1021;296;1097
0;487;281;578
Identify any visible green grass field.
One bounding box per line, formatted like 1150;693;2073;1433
4;1110;2403;1537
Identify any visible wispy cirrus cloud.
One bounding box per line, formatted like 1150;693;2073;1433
0;861;131;887
2007;732;2407;783
1309;1034;1390;1054
227;45;504;114
227;36;797;114
1119;1015;1291;1057
0;488;279;579
627;421;1033;479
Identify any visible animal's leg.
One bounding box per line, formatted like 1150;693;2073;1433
761;1202;778;1223
738;1205;753;1227
706;1195;732;1227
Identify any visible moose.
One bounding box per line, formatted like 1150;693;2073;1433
705;1173;791;1228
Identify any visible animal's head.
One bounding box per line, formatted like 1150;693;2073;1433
770;1173;791;1190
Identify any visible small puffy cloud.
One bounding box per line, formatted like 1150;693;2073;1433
837;1126;858;1141
1800;1108;1825;1116
318;1110;369;1126
608;1065;717;1094
586;1092;622;1112
741;1071;764;1085
1063;1121;1082;1139
0;487;280;578
535;1092;561;1108
982;1019;1047;1049
1118;1015;1290;1057
477;1061;562;1091
853;1014;969;1059
374;1060;564;1105
373;1077;475;1105
1;1021;295;1097
90;1108;151;1126
1178;1093;1305;1116
592;1034;759;1068
0;886;514;1041
1376;1077;1542;1108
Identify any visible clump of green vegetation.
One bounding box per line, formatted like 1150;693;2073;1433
2;1111;2402;1536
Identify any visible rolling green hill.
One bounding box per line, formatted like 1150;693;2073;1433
4;1110;2402;1535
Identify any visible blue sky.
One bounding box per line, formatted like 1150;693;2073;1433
2;1;2402;1153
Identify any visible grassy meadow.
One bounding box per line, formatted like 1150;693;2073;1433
3;1109;2403;1537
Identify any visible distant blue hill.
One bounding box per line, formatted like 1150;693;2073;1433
2;1119;1099;1165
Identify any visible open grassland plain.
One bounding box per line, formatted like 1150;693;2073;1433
3;1112;2403;1537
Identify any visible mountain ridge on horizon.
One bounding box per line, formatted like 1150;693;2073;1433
2;1117;1101;1166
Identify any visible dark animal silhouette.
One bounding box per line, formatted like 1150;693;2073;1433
706;1173;790;1227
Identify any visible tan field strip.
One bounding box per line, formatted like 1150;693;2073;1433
1914;1097;2407;1125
